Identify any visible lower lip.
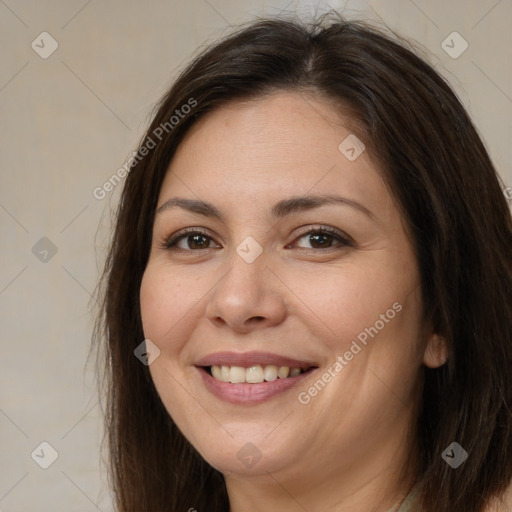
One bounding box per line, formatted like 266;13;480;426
197;367;316;405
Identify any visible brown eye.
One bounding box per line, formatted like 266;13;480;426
307;232;335;248
164;230;220;251
185;234;211;249
292;228;352;250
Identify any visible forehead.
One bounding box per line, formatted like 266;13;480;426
159;91;389;213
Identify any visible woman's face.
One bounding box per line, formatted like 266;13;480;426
140;92;437;489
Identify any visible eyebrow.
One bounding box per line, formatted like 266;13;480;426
155;194;375;221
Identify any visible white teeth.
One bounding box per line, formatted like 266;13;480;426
246;365;264;383
263;365;278;381
210;364;306;383
211;365;222;380
277;366;290;378
220;365;230;382
229;366;246;383
289;367;301;377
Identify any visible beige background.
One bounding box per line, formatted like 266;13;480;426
0;0;510;510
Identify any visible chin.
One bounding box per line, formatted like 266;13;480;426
183;424;298;477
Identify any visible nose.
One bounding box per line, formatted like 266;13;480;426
205;250;287;334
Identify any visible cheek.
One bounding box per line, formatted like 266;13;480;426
139;264;203;355
280;255;420;352
140;264;218;454
140;268;168;342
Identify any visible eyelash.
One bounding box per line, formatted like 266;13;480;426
161;226;353;252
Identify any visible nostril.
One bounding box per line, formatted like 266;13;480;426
248;316;266;323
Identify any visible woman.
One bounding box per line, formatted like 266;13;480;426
94;13;512;512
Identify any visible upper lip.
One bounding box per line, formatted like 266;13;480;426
195;351;318;369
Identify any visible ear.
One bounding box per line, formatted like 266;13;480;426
423;332;448;368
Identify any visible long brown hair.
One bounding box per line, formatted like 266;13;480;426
93;13;512;512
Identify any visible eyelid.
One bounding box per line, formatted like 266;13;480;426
287;225;354;249
160;224;353;252
161;227;221;250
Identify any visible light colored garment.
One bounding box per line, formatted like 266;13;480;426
395;483;421;512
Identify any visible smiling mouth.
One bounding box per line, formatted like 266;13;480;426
204;364;317;384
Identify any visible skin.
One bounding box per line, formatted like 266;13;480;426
140;91;448;512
